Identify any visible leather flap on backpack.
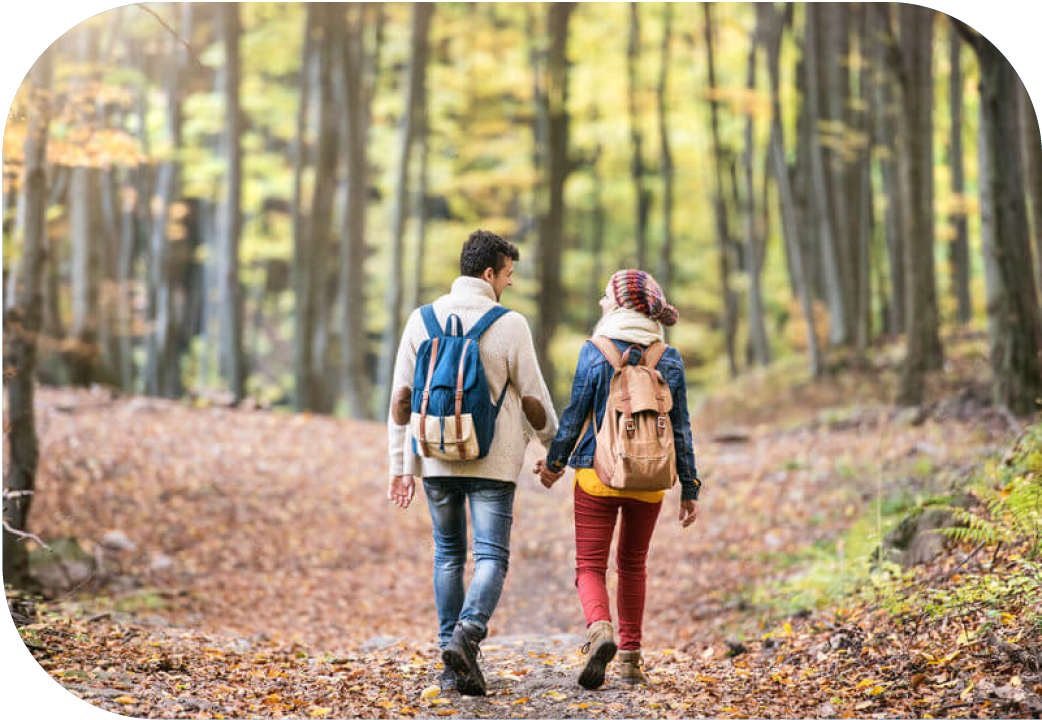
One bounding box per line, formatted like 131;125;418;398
619;367;673;415
410;412;480;461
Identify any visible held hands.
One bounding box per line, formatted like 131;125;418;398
679;499;698;528
533;459;565;488
388;475;416;510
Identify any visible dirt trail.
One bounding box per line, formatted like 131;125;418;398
16;387;1019;718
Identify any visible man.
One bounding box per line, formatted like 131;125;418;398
386;230;558;696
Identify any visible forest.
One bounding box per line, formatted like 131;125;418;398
3;3;1042;718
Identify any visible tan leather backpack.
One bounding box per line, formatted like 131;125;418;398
585;337;677;492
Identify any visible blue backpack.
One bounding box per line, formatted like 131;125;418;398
410;304;512;461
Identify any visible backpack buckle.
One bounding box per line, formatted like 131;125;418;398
657;415;667;435
625;418;636;437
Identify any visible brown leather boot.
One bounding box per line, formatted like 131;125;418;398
616;650;648;685
577;621;617;690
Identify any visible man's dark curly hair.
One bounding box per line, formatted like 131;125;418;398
460;230;520;278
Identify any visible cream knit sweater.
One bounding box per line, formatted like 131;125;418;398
387;276;559;483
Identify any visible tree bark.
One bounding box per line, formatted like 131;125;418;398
896;5;943;406
761;3;820;377
1017;75;1042;303
379;2;432;414
958;21;1042;415
3;48;53;589
804;3;849;347
146;3;191;398
949;26;973;324
703;2;739;378
870;4;906;336
744;14;770;366
338;2;375;420
656;2;675;298
535;2;576;401
627;2;651;269
218;3;246;401
292;6;315;411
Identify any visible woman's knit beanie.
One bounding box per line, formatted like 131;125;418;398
607;270;679;327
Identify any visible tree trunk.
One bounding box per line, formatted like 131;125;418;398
587;142;607;330
896;5;943;406
3;48;53;589
870;4;906;336
218;3;245;401
762;3;821;377
656;2;675;297
703;2;739;378
627;2;650;269
948;27;973;324
338;2;375;420
378;2;432;414
1017;76;1042;303
804;3;849;347
292;6;315;411
959;22;1042;415
146;3;191;398
744;16;770;366
535;2;575;401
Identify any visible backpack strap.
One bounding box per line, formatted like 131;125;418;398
465;306;511;340
641;342;670;435
641;341;668;369
590;336;624;370
454;339;473;460
445;313;464;337
417;337;441;457
420;305;443;339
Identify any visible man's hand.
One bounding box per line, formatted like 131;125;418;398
388;475;416;509
533;459;564;489
679;499;698;528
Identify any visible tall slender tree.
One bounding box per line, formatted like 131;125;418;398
534;2;576;400
3;48;54;589
703;2;739;377
894;5;943;406
627;2;650;269
761;3;820;377
1017;77;1042;301
743;13;770;366
379;2;433;414
338;2;377;420
146;3;191;398
218;3;245;401
656;2;675;297
955;19;1042;415
948;24;972;324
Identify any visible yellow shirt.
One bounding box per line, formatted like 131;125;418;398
574;468;666;504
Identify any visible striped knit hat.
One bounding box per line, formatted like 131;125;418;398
606;270;679;327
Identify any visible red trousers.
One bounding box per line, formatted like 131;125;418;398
573;483;662;651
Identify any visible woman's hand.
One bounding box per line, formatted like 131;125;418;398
388;475;416;509
679;499;698;528
533;459;565;488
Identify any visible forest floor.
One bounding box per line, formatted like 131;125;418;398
8;333;1042;718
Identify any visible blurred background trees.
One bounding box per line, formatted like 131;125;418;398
4;2;1041;424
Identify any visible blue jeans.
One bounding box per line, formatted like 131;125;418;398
423;478;516;648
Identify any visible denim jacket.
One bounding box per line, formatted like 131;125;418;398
545;339;701;501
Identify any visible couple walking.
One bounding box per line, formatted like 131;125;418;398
387;230;700;695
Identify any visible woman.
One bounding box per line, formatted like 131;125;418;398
535;269;700;689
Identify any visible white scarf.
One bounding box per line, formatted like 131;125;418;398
592;308;664;346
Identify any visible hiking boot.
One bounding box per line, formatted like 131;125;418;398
442;623;486;696
617;650;648;685
577;621;617;690
437;665;458;692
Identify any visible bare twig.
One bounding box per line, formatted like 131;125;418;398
134;4;204;70
1;518;50;551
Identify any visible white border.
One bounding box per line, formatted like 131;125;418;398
2;2;1041;719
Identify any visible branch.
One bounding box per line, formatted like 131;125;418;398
2;518;50;551
134;4;204;71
